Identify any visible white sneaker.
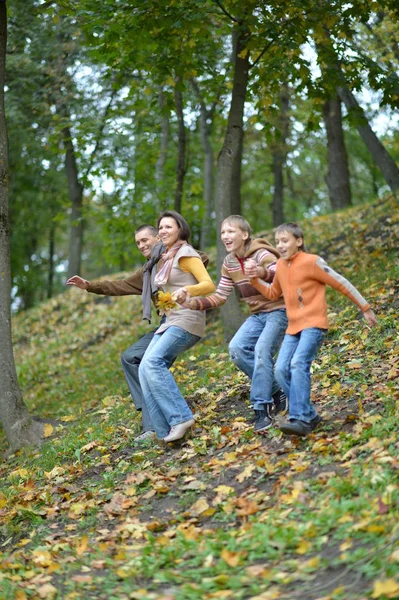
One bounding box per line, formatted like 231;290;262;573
133;431;156;444
163;419;195;442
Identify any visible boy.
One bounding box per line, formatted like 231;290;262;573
246;222;377;437
176;215;288;434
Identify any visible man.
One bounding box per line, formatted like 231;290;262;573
66;225;163;442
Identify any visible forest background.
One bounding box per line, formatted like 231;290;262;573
6;0;399;318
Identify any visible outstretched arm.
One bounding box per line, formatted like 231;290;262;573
66;275;90;290
314;257;377;327
66;268;145;296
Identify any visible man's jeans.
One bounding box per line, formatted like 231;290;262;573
121;329;157;433
229;310;288;410
139;326;200;439
275;327;327;423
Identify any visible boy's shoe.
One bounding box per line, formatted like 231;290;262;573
254;405;273;433
310;414;323;431
163;419;195;443
279;419;312;437
272;389;288;415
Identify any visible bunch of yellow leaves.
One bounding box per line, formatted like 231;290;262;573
156;291;178;313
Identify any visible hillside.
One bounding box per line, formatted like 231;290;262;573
1;196;398;600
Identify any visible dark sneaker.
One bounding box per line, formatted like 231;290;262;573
254;406;273;433
272;389;288;415
310;414;323;431
279;419;312;437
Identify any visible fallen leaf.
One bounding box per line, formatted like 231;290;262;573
372;578;399;598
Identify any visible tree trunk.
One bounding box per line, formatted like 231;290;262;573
338;85;399;193
271;87;289;226
48;219;55;298
215;26;250;341
63;121;84;279
322;96;352;210
174;80;186;214
155;89;169;211
0;1;43;452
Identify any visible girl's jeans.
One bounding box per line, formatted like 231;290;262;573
139;326;200;438
229;310;288;410
275;327;327;423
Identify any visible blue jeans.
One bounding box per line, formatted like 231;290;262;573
229;310;288;410
138;326;200;439
121;329;157;433
275;328;327;423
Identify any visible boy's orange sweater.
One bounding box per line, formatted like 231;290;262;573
251;251;370;335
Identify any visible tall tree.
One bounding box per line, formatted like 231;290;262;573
0;0;44;452
322;95;352;210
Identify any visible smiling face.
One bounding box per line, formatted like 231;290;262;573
135;228;159;259
220;222;249;256
275;230;303;260
158;216;181;249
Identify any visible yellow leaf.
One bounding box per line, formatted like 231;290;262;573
76;535;89;556
43;423;54;438
189;497;209;516
372;578;399;598
37;584;57;599
236;464;256;482
221;548;242;567
214;485;235;496
296;540;311;555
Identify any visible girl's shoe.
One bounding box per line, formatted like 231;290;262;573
163;419;195;442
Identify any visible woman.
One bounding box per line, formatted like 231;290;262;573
139;211;215;442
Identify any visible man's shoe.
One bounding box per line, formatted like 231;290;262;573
310;414;323;431
279;419;312;437
254;405;273;434
133;431;156;445
272;389;288;415
163;419;195;442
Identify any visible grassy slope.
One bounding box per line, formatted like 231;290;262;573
0;196;398;600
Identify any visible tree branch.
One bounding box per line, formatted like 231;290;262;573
213;0;239;23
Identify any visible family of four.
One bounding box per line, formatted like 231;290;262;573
67;211;377;443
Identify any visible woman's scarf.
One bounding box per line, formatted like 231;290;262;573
154;240;187;287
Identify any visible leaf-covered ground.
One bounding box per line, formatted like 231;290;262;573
1;196;398;600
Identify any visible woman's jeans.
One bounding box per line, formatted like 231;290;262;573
229;310;288;410
139;326;200;439
275;327;327;423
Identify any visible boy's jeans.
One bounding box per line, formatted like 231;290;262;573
121;329;157;433
275;327;327;423
229;309;288;410
139;326;199;439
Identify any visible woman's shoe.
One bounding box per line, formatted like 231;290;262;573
163;419;195;442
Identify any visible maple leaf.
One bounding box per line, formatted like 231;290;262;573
156;291;178;313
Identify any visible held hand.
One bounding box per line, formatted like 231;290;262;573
244;258;258;279
363;308;377;328
173;287;189;304
66;275;90;290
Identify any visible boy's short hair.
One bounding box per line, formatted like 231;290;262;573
135;224;158;237
222;215;251;237
275;222;306;251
